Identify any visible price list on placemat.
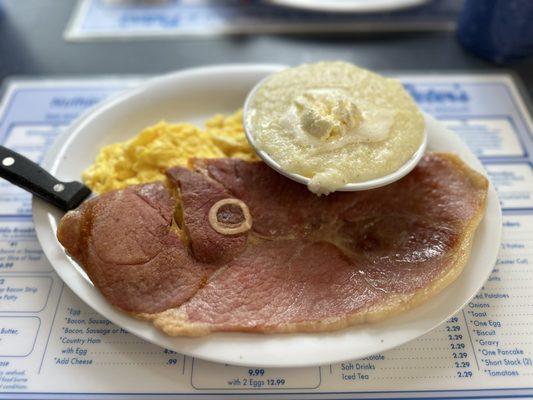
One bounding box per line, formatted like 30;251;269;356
0;74;532;399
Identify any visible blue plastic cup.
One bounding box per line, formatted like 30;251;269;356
457;0;533;64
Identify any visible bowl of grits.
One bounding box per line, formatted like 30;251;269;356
244;61;426;194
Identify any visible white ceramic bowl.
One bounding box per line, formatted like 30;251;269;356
243;73;428;192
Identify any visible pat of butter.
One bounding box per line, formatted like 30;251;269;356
294;89;362;141
293;89;394;146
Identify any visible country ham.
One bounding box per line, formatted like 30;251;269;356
57;153;488;336
57;182;208;314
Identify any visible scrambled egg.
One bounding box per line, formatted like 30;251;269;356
83;110;257;193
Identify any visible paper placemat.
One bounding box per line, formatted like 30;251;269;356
0;72;532;399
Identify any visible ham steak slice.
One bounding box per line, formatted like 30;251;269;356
57;182;209;314
57;153;488;335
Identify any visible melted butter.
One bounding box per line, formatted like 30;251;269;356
247;61;425;195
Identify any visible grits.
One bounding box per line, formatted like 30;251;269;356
245;61;425;194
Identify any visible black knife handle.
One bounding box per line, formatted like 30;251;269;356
0;146;91;211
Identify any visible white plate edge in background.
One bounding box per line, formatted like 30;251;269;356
267;0;429;13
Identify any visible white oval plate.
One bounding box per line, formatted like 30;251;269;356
267;0;428;13
33;65;502;368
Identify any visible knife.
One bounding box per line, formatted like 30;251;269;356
0;146;92;211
